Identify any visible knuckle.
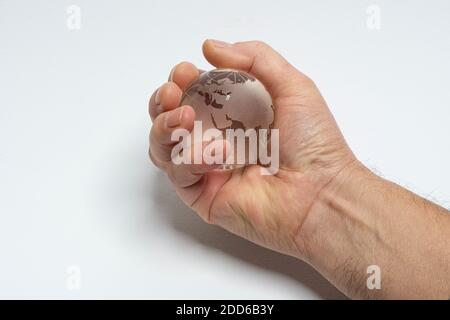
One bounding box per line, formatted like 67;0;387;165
302;74;317;89
287;67;316;88
301;73;315;85
252;40;270;51
235;40;270;52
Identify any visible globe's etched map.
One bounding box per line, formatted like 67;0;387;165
181;69;275;134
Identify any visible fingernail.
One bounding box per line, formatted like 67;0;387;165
166;107;183;128
209;39;233;48
168;66;175;81
155;88;161;105
155;104;163;115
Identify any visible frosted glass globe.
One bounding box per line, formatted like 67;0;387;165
180;68;275;169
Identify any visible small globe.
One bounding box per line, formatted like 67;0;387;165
180;68;275;169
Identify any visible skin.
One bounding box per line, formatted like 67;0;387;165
148;39;450;299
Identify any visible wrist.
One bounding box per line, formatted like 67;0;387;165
294;160;385;298
296;159;450;299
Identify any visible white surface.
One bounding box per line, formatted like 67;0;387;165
0;0;449;299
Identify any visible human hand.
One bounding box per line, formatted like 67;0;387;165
148;39;356;259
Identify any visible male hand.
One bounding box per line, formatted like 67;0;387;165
148;39;356;259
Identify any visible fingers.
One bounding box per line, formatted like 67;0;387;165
202;39;312;100
148;82;182;121
167;139;231;215
169;61;199;90
149;62;200;121
169;139;230;187
149;105;195;166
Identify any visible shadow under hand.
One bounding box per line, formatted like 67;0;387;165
150;171;347;300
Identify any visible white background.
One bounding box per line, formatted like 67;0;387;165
0;0;449;299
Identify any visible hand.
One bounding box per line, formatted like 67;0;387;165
148;39;356;258
149;40;450;299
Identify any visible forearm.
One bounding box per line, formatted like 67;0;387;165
299;161;450;299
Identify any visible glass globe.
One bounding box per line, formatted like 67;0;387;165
180;68;275;169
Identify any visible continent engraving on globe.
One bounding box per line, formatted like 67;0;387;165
179;68;276;170
181;69;274;133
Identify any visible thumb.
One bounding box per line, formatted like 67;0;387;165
202;39;311;100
